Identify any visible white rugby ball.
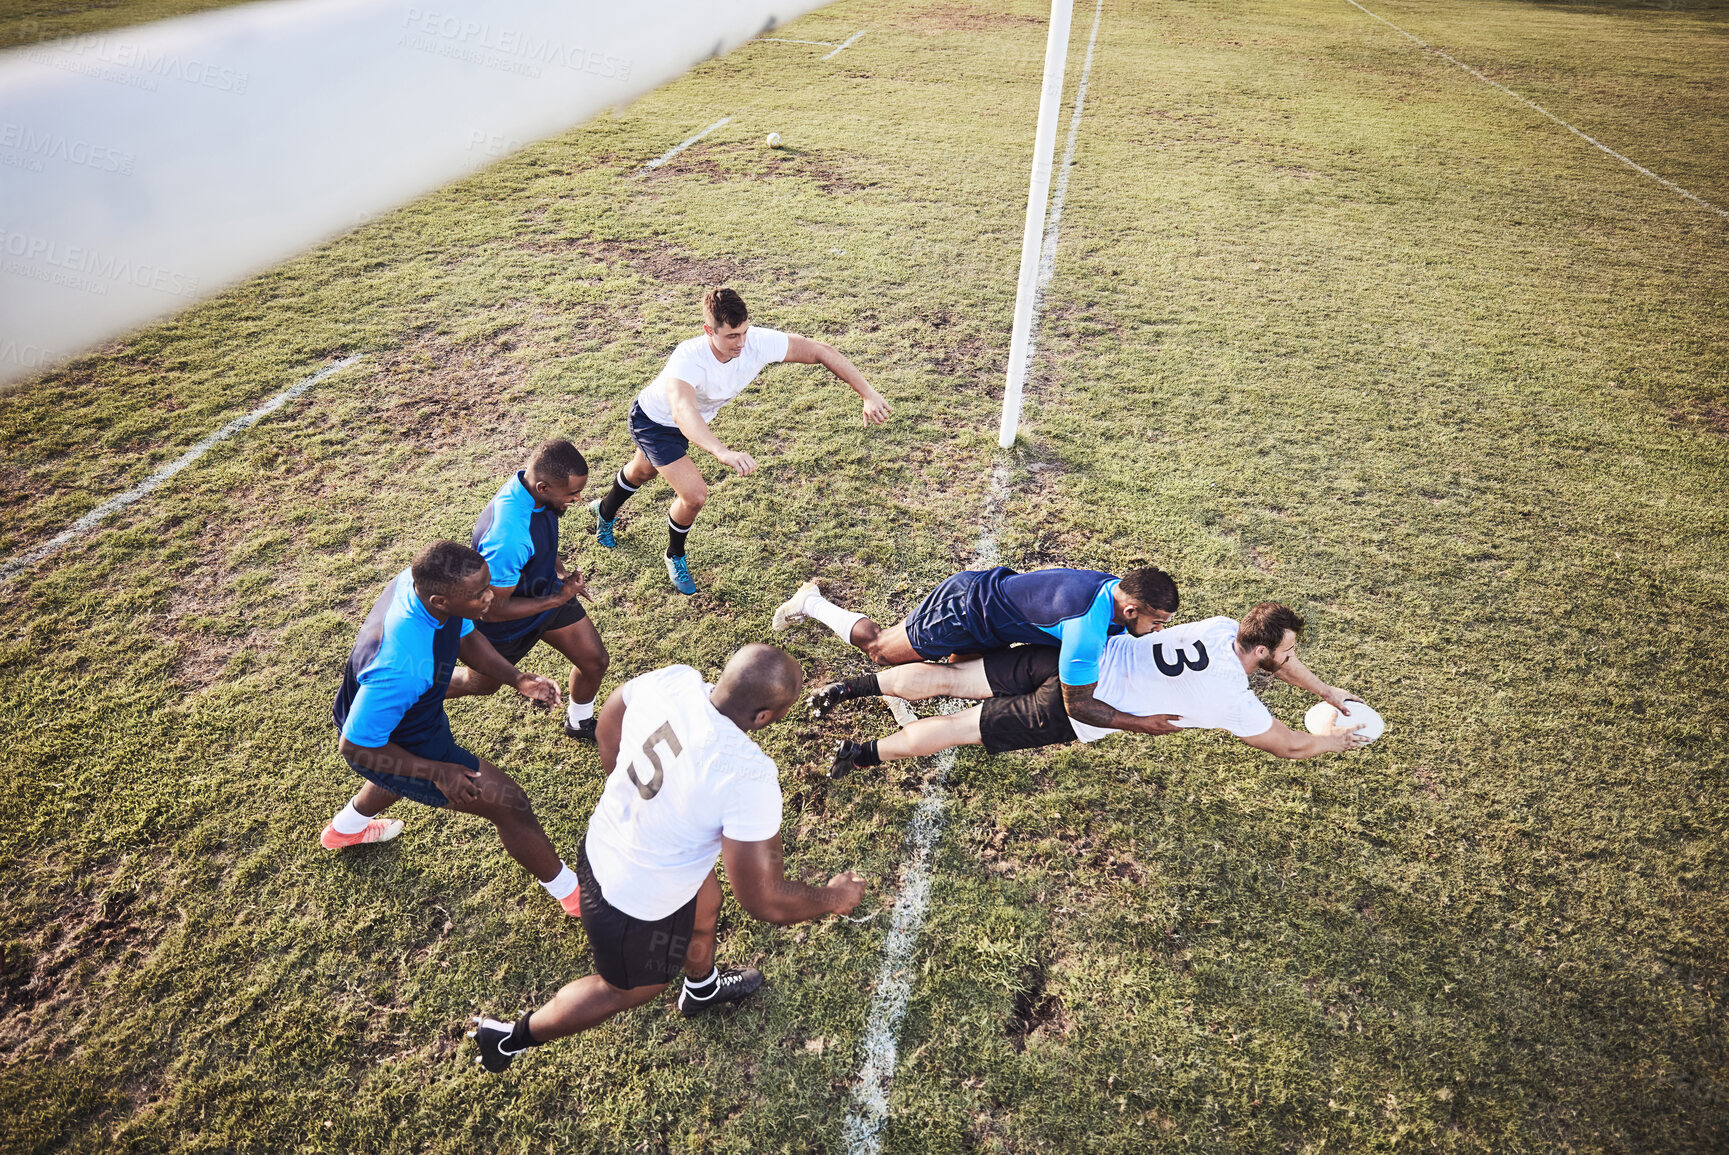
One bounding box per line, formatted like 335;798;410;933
765;132;783;147
1304;700;1385;745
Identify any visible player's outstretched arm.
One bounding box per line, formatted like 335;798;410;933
783;335;890;426
479;581;581;623
1240;718;1365;759
722;834;867;926
1059;681;1182;736
666;377;756;475
1273;653;1360;713
458;631;562;707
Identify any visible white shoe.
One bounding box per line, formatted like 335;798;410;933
772;580;823;632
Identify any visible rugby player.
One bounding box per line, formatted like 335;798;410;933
815;602;1368;775
774;565;1183;738
447;439;610;743
467;644;869;1072
588;287;891;595
320;541;586;917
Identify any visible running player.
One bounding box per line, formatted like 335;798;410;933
587;287;891;595
466;644;869;1072
320;541;585;917
447;439;609;742
818;602;1368;775
774;565;1182;738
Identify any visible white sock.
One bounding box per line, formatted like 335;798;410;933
683;966;718;994
566;699;594;726
331;800;372;836
804;594;866;643
540;863;579;901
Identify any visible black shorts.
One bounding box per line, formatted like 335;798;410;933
978;645;1077;754
577;840;698;991
486;598;588;666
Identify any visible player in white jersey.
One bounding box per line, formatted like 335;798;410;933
587;287;891;595
823;602;1370;776
466;644;869;1073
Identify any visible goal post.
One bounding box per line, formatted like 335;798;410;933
997;0;1075;449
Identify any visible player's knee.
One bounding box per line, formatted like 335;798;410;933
683;486;707;512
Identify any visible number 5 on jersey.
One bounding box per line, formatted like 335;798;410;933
628;721;683;800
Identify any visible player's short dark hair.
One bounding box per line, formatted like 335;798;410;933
1119;566;1178;612
704;287;749;329
528;438;588;484
1238;602;1304;653
412;541;487;597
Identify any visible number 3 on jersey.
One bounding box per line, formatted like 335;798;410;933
628;721;684;800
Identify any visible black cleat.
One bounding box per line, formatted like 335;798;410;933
563;716;598;743
830;740;866;779
809;682;851;719
467;1016;526;1073
677;966;764;1017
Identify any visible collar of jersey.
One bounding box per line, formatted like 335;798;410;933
394;567;445;630
512;470;546;512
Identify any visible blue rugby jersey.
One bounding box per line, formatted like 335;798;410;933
332;568;474;749
969;567;1123;687
471;471;563;647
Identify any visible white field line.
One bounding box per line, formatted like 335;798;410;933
1344;0;1728;221
638;116;731;172
841;6;1100;1141
0;356;363;582
756;37;839;47
823;31;867;61
1014;0;1105;403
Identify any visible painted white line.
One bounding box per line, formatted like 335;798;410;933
757;37;838;47
1344;0;1728;221
822;30;866;61
0;356;363;582
1018;0;1105;412
844;2;1101;1143
638;116;732;172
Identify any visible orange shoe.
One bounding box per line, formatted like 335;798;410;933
320;819;404;849
559;889;582;917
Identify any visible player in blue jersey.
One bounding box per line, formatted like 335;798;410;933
320;541;586;917
773;565;1182;742
447;440;610;743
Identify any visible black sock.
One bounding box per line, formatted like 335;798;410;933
596;471;639;521
666;515;692;558
508;1012;540;1049
854;739;882;768
683;967;718;997
841;673;880;701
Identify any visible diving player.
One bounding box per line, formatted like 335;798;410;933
774;565;1182;738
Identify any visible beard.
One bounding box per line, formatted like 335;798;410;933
1258;652;1287;674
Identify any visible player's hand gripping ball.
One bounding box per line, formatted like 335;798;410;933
1304;700;1386;745
765;132;783;147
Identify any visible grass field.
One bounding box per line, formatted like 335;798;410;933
3;0;1727;1151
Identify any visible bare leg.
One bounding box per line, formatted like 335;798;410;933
621;447;658;489
445;667;503;699
542;617;608;707
876;707;985;762
444;758;562;882
351;781;400;817
656;455;709;534
846;619;923;666
877;658;992;702
683;869;722;980
526;975;666;1043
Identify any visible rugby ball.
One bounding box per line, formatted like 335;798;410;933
1304;700;1385;745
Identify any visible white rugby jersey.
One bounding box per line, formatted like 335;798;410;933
1071;615;1275;743
584;665;783;920
634;325;791;427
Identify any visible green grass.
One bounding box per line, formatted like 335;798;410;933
0;0;269;50
2;0;1727;1151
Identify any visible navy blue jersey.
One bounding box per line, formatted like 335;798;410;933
472;471;563;647
968;567;1123;684
332;569;473;749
